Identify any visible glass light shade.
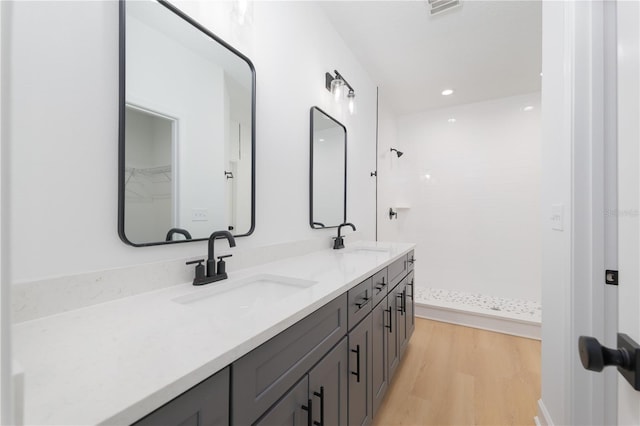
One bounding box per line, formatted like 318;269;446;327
331;77;345;101
347;92;356;115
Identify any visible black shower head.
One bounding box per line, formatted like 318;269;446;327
390;148;403;158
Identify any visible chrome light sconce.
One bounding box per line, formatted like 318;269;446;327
326;70;356;115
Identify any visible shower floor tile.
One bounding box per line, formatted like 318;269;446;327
414;287;541;324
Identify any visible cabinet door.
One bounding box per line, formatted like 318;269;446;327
387;286;401;381
371;299;388;419
233;294;347;425
405;271;415;341
133;367;229;426
348;315;373;426
255;376;309;426
309;337;348;426
397;279;409;359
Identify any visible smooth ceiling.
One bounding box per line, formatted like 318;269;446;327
318;1;542;115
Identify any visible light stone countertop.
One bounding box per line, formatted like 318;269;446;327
13;241;415;425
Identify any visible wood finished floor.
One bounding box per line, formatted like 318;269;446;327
373;318;541;426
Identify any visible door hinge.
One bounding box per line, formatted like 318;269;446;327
605;270;618;286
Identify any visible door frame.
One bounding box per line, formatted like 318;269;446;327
539;1;616;425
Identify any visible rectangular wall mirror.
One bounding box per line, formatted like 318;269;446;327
310;107;347;229
119;0;255;246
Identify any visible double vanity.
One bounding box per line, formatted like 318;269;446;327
13;242;415;425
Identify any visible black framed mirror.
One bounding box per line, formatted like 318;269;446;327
310;107;347;229
118;0;256;246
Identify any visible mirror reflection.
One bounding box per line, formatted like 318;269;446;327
310;107;347;229
119;0;255;246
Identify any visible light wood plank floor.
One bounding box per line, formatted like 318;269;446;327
374;318;541;426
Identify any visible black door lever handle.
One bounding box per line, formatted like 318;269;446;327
579;336;631;371
579;333;640;391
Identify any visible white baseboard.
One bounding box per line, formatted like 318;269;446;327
415;302;541;340
535;399;553;426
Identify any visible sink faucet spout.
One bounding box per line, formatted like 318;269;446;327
334;223;356;250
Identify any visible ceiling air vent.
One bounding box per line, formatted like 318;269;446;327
428;0;461;16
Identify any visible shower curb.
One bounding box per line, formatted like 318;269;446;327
415;301;541;340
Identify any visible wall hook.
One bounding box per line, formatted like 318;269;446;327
389;208;398;220
370;171;377;177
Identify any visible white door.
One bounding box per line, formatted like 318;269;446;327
617;0;640;424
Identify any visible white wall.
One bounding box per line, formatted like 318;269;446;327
5;1;377;285
379;93;541;302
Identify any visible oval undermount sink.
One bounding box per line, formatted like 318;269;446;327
172;274;317;315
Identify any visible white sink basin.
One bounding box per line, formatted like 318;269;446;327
172;274;317;315
342;246;390;254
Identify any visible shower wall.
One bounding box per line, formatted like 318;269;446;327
378;92;541;303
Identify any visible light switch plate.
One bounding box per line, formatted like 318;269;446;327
551;204;564;231
192;208;208;222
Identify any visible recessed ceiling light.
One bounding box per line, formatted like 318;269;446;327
448;118;456;123
441;89;454;96
523;106;534;112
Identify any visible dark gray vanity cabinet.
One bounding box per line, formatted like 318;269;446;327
254;376;309;426
232;294;348;425
254;337;349;426
133;367;229;426
371;297;388;419
309;337;349;426
348;315;373;426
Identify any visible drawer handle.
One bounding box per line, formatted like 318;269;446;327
351;344;361;383
356;297;370;309
408;256;416;264
403;289;407;314
375;277;386;292
385;307;392;333
301;398;313;426
313;386;324;426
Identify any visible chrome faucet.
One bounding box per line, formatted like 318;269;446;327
333;223;356;249
186;230;236;286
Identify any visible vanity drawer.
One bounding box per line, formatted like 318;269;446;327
407;250;415;273
348;277;373;330
133;367;229;426
371;268;388;307
232;294;348;426
388;255;408;290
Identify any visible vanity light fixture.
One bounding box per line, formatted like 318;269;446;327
390;148;404;158
441;88;454;96
347;91;356;115
326;70;356;114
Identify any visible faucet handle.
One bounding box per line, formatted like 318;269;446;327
216;254;232;276
186;259;205;280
